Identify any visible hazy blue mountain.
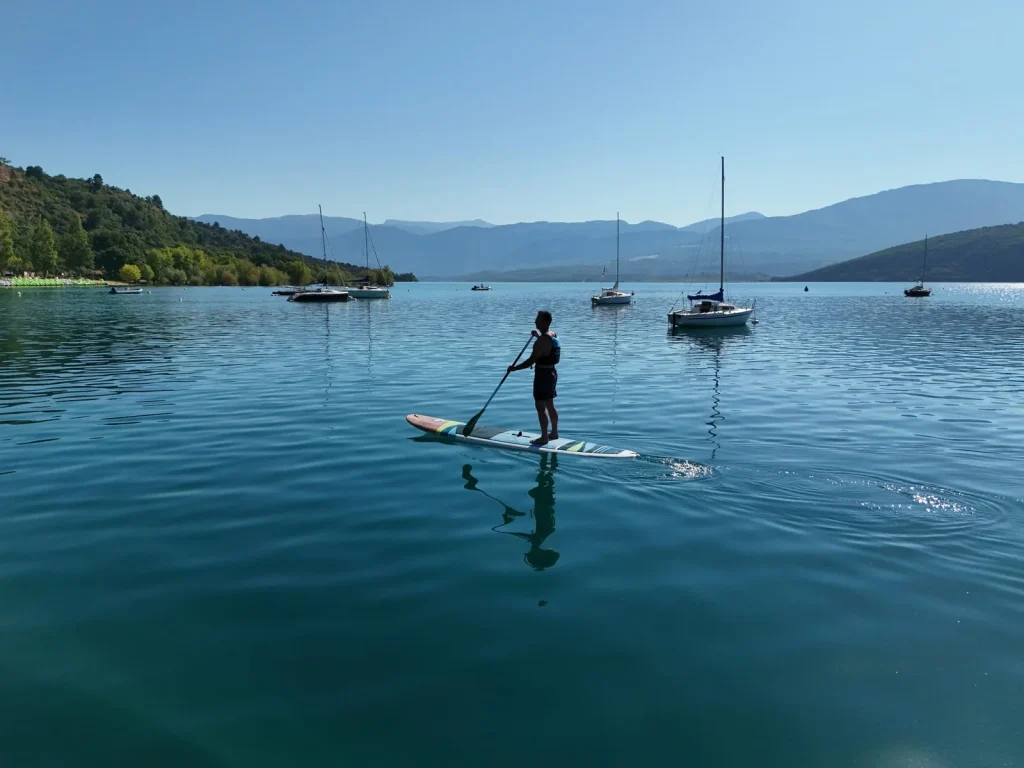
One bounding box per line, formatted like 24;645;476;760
193;214;364;250
679;211;765;232
712;180;1024;264
383;218;494;234
779;223;1024;282
294;221;701;278
196;180;1024;278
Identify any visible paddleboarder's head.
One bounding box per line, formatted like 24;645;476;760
535;310;552;332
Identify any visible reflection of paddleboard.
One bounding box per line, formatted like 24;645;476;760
407;414;638;458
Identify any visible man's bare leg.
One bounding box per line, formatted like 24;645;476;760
547;401;559;439
532;400;550;444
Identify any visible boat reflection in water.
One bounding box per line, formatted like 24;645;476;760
461;454;559;570
668;326;751;461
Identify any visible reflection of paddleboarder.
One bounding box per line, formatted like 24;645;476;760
461;454;560;570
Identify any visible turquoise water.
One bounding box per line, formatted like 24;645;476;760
2;282;1023;766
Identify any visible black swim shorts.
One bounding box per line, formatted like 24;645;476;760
533;367;557;401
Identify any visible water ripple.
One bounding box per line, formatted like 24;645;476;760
2;283;1024;766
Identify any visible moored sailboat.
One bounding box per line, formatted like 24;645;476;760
591;214;633;305
289;206;349;303
904;236;932;297
347;214;391;299
668;157;753;328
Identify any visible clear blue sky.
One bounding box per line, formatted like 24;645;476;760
4;0;1021;225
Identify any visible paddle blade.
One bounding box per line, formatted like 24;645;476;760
463;410;485;436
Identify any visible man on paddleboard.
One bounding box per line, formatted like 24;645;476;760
507;310;560;445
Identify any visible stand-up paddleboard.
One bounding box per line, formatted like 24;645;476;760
407;414;638;458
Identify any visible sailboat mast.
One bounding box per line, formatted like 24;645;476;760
616;212;620;287
319;204;327;284
364;212;369;271
923;235;928;280
319;204;326;261
719;157;725;294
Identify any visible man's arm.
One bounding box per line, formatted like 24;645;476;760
510;334;551;372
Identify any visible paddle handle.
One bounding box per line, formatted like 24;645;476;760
479;335;533;411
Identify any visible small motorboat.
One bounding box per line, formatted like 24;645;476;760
272;287;303;296
109;286;143;295
471;284;492;291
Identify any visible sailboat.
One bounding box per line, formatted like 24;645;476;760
591;214;634;305
289;206;349;303
904;236;932;297
347;213;391;299
668;157;754;328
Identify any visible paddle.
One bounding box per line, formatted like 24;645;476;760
463;334;534;436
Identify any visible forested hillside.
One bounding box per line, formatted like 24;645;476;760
781;223;1024;282
0;159;415;285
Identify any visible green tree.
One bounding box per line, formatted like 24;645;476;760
89;174;103;192
236;258;259;286
146;247;175;283
119;263;142;283
60;213;94;274
219;268;239;286
324;266;343;285
91;229;136;276
139;263;155;283
287;260;312;286
166;268;187;285
0;202;15;273
371;266;395;286
29;219;58;276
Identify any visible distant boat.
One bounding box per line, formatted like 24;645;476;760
904;236;932;297
591;214;633;305
110;286;143;295
288;206;350;303
347;213;391;299
272;287;303;296
471;284;492;291
668;157;754;328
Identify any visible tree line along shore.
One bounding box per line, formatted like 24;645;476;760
0;160;416;287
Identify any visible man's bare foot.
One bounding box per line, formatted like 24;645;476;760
548;432;559;440
530;435;549;445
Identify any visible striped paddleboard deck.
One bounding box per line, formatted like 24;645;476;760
406;414;638;458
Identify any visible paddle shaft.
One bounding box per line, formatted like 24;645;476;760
464;334;533;434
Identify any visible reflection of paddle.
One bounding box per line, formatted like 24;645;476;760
463;334;533;436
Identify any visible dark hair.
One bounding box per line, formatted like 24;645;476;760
536;310;552;325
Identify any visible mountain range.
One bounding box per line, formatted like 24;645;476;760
195;180;1024;279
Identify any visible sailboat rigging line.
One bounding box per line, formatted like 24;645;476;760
365;226;386;272
670;170;719;313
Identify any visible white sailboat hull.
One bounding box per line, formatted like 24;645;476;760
592;290;633;305
668;306;753;327
348;286;391;299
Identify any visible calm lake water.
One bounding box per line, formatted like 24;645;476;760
2;282;1023;767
